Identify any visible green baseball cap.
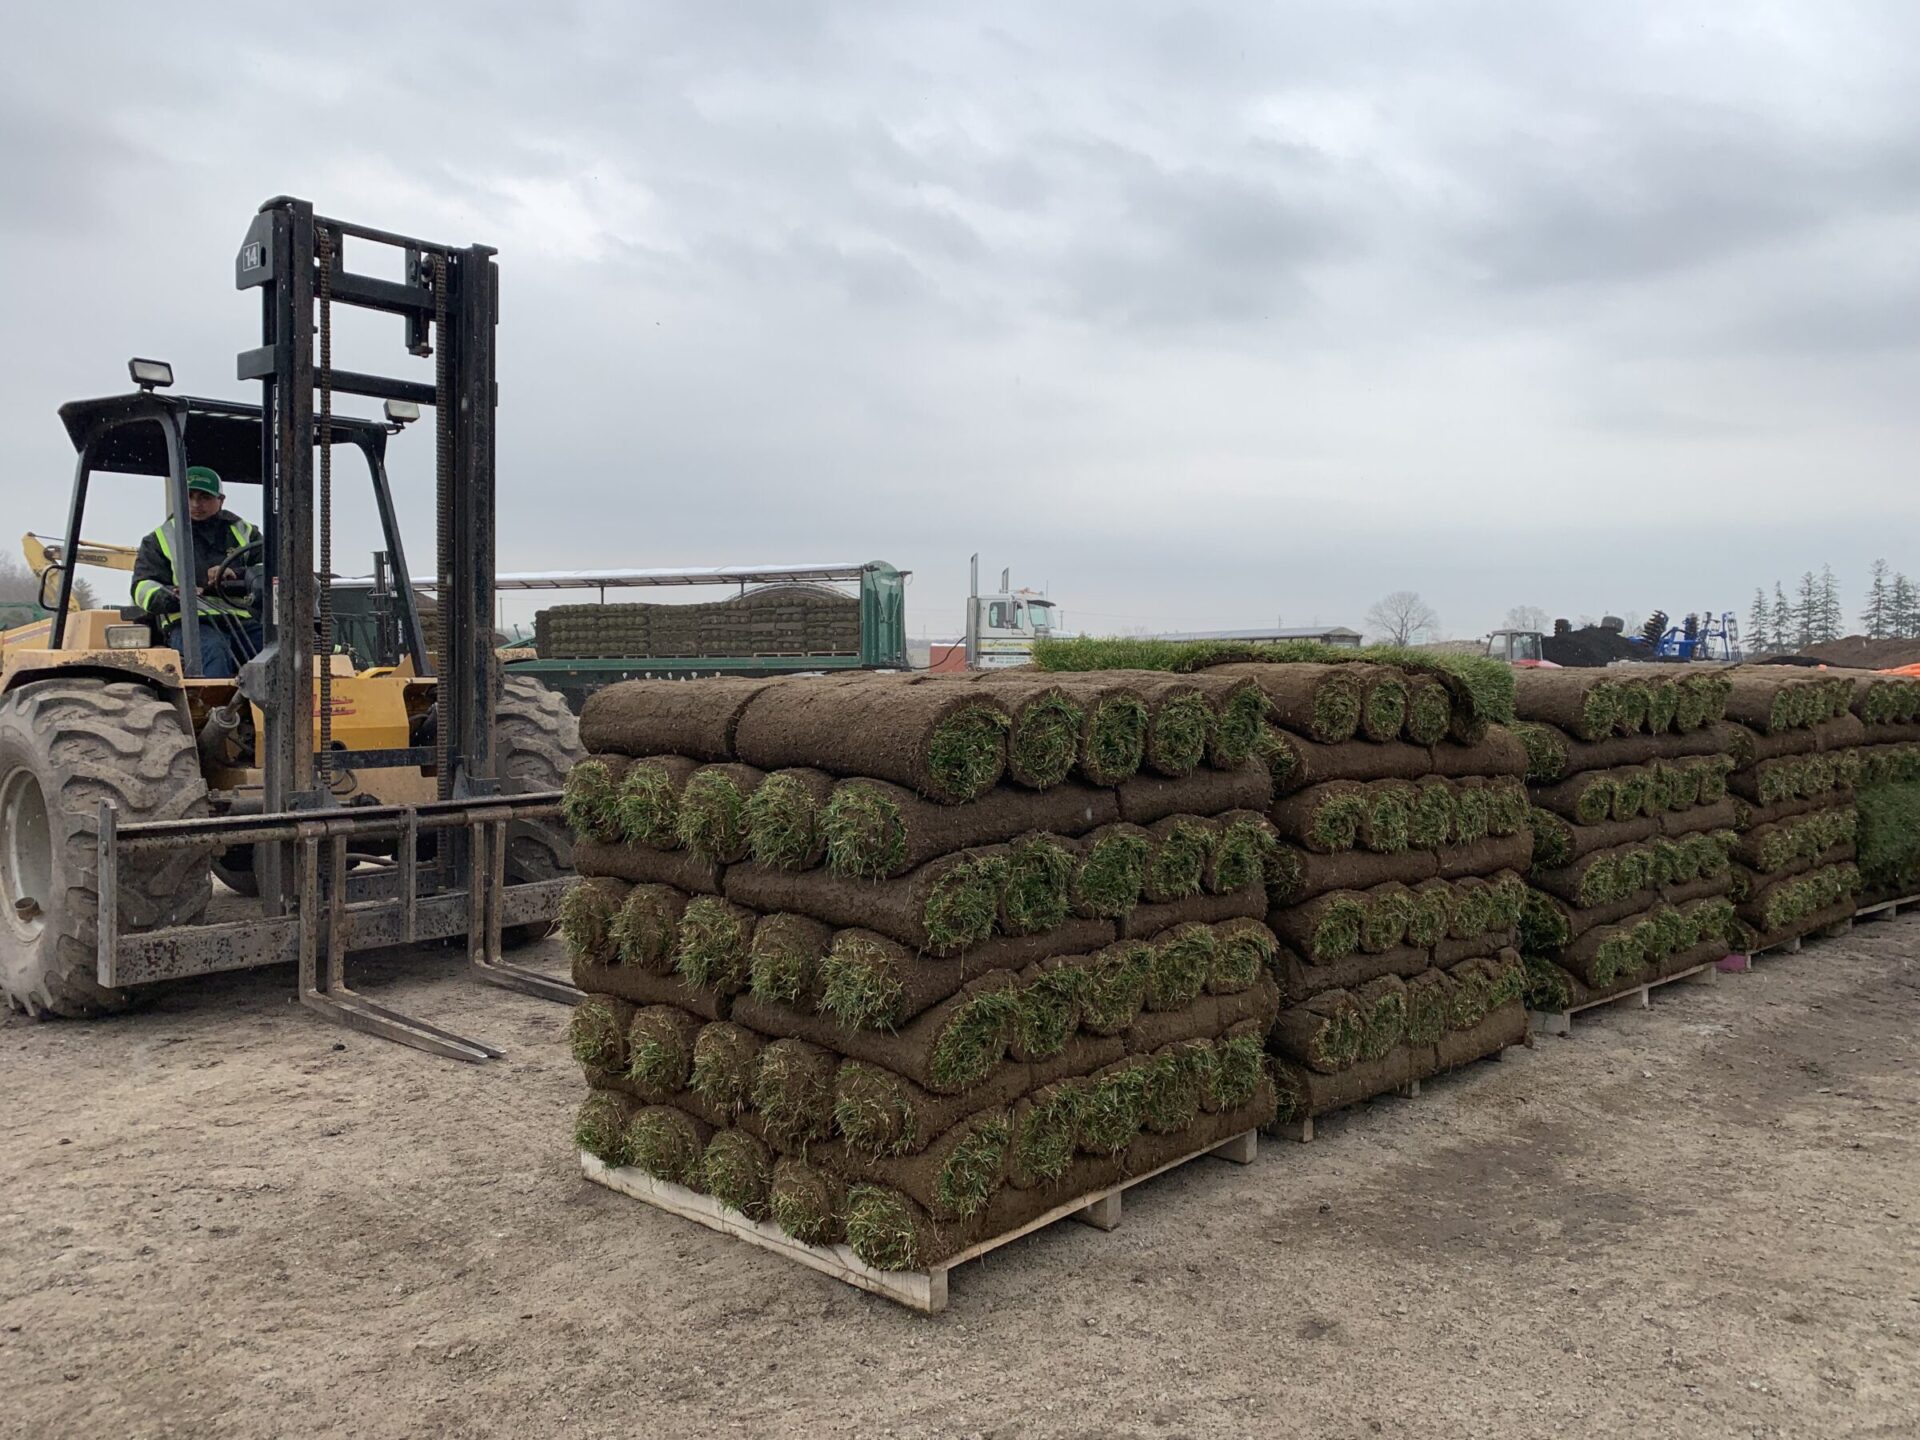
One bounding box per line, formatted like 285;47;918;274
186;466;223;497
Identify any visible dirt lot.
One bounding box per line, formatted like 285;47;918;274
4;919;1917;1440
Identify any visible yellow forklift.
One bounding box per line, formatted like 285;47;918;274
0;197;584;1060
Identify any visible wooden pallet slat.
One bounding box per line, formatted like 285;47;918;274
581;1128;1257;1315
1529;958;1718;1034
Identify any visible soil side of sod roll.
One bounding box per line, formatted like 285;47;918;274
1207;662;1365;744
814;919;1116;1029
1121;884;1268;939
822;777;1120;880
570;962;735;1022
1267;734;1433;794
1434;832;1534;881
723;847;1008;956
1276;846;1439;901
732;675;1012;804
1114;762;1275;826
579;677;776;761
1424;727;1529;779
808;1107;1013;1223
1286;944;1435;1000
572;840;726;896
1122;971;1280;1054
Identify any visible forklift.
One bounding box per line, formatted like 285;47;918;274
0;197;585;1060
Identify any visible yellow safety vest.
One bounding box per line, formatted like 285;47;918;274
135;517;257;617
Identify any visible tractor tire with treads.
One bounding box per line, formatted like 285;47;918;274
0;679;212;1017
495;674;586;944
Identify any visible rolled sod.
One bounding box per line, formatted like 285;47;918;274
1123;969;1281;1054
1194;673;1273;769
1140;815;1216;903
1359;882;1415;953
1080;940;1153;1034
1141;922;1216;1011
570;952;735;1022
1270;781;1367;854
1531;770;1619;826
1425;726;1529;779
814;920;1115;1030
819;776;1118;881
1000;833;1075;935
1444;877;1497;941
1272;890;1370;964
1721;674;1842;736
1511;671;1621;741
1424;999;1528;1072
578;677;774;761
1210;662;1364;744
1268;991;1364;1073
1203;1022;1269;1112
1440;960;1495;1030
1408;879;1452;948
1608;766;1654;822
1136;677;1213;778
1137;1040;1214;1134
769;1157;847;1246
672;763;766;863
1205;810;1280;895
575;1089;637;1166
746;912;835;1011
1007;957;1087;1063
1484;778;1531;837
1358;782;1415;855
1210;916;1279;995
1402;674;1454;746
1076;1057;1154;1155
732;675;1012;804
609;884;688;975
688;1021;765;1115
966;675;1086;789
1007;1081;1087;1187
622;1105;712;1187
571;840;724;896
1402;969;1448;1045
816;1107;1013;1222
559;876;625;966
1267;735;1431;796
702;1128;775;1220
1557;915;1655;990
1613;680;1652;737
724;848;1009;956
743;767;836;870
569;995;632;1072
1646;678;1681;735
1354;665;1411;744
1450;777;1493;845
1736;712;1866;766
1114;761;1274;826
671;897;757;994
1354;974;1409;1063
1405;779;1454;851
829;1034;1125;1159
608;755;701;850
1738;896;1855;953
1434;831;1534;881
624;1004;703;1100
1070;824;1151;920
1518;721;1734;783
562;755;630;843
750;1038;839;1144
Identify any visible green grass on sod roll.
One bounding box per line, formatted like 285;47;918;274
1207;1033;1265;1109
1211;815;1275;892
1856;782;1920;893
1211;921;1276;992
574;1092;631;1166
1140;1043;1212;1133
1489;875;1529;930
703;1131;774;1220
923;854;1008;952
561;759;622;842
844;1185;923;1271
1522;955;1574;1012
1512;722;1567;781
1010;692;1084;788
1145;819;1211;900
820;783;907;879
1145;926;1216;1011
1083;695;1149;783
1082;943;1152;1031
1647;679;1680;734
1487;955;1527;1008
1615;682;1651;735
1075;830;1150;918
833;1063;917;1156
1362;888;1414;951
751;1039;835;1143
1212;685;1272;766
1014;1084;1084;1183
626;1009;697;1093
1306;792;1366;852
610;886;681;971
1452;786;1492;843
818;934;907;1030
674;898;753;991
1150;691;1213;775
928;989;1021;1092
937;1116;1012;1217
1409;783;1455;849
1364;676;1409;740
1357;989;1405;1063
1404;980;1447;1045
675;769;753;861
1002;835;1075;934
1445;966;1495;1029
559;879;617;964
568;998;626;1070
689;1023;761;1113
1013;965;1087;1059
748;918;822;1008
926;704;1012;801
769;1165;841;1245
1407;885;1451;948
1078;1065;1151;1154
744;772;823;869
1487;780;1530;837
1404;681;1452;746
1309;895;1369;963
1254;724;1301;785
1364;789;1411;854
625;1109;705;1186
615;760;685;847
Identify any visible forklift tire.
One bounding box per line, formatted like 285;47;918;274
493;674;585;946
0;679;213;1017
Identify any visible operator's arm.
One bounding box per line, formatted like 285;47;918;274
131;531;178;614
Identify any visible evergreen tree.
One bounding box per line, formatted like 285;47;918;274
1793;571;1819;650
1864;559;1892;639
1815;564;1843;642
1771;582;1793;652
1747;589;1770;654
1892;573;1920;639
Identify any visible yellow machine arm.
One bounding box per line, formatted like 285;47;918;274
24;532;139;575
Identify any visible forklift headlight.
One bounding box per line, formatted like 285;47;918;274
129;358;174;389
105;625;149;651
384;399;420;427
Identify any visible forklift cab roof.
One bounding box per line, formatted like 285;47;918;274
57;390;390;483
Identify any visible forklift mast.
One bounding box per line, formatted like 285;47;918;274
234;198;498;866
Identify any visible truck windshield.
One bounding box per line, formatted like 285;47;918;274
1027;602;1054;632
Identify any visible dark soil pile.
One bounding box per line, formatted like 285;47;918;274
1540;626;1641;669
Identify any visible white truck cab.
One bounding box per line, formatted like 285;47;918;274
964;557;1059;669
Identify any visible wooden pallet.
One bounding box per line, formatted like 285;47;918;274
580;1129;1258;1315
1529;958;1718;1033
1719;913;1860;973
1269;1044;1525;1144
1856;892;1920;923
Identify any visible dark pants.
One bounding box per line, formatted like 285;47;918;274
164;616;265;679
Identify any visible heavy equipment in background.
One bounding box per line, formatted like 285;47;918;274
1483;610;1743;668
0;197;584;1059
927;555;1061;671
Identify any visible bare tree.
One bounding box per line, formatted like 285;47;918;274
1504;604;1550;634
1367;590;1439;646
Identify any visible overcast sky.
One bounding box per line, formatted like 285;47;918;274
3;2;1917;642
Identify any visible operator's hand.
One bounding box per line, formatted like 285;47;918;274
206;565;224;588
149;587;181;617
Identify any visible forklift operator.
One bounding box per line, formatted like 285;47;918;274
130;466;263;679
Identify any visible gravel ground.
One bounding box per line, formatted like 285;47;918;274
3;917;1917;1439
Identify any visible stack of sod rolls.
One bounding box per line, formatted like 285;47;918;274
560;671;1283;1274
1711;667;1865;951
1243;665;1536;1126
1508;668;1741;1012
1848;672;1920;904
